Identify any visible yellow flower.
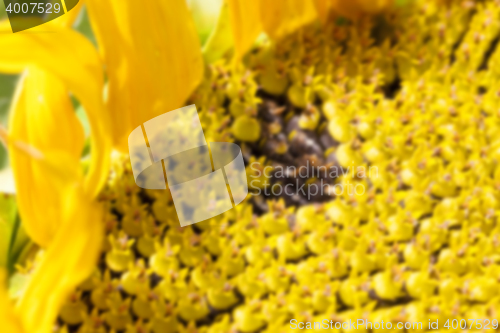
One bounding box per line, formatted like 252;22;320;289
2;0;500;331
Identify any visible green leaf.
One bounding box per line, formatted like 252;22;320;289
73;5;97;46
75;103;90;137
8;239;36;296
0;73;18;121
0;143;8;172
0;194;29;274
73;100;91;158
0;74;19;170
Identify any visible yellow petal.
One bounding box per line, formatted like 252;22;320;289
0;270;25;333
7;68;83;246
259;0;318;40
0;25;111;199
330;0;363;19
16;184;103;333
227;0;262;60
86;0;204;151
314;0;333;25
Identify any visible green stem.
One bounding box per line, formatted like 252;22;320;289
7;213;20;275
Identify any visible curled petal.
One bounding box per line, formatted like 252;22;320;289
16;183;103;333
8;68;84;246
0;24;111;199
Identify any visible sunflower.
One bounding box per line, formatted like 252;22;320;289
1;1;500;333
